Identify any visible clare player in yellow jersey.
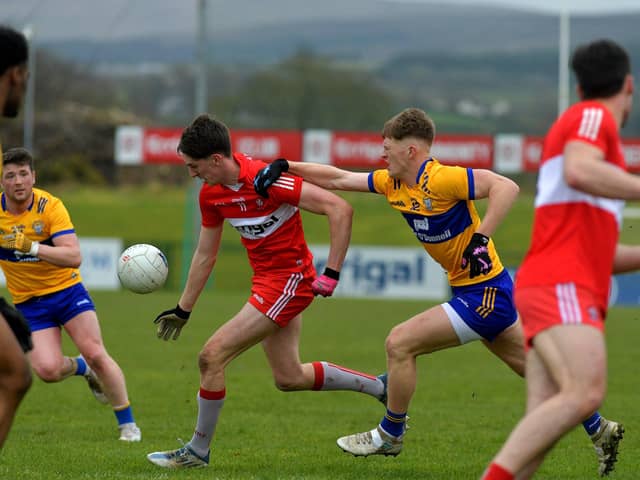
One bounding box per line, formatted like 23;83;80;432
0;147;141;442
0;24;32;451
253;107;621;474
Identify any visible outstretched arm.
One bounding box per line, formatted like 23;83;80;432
254;159;369;197
287;162;370;192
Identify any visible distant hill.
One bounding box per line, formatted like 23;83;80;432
42;5;640;66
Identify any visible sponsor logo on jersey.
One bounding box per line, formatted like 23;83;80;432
389;200;406;207
410;199;421;211
252;293;265;304
413;218;429;231
234;214;281;236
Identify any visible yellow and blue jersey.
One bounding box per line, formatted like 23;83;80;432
0;187;82;303
367;157;503;287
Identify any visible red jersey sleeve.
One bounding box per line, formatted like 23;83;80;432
199;185;224;228
566;104;617;153
264;173;303;206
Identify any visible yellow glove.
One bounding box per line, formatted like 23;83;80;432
0;232;39;255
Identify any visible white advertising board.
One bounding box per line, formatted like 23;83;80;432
309;245;448;300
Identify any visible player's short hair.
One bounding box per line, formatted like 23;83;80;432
571;39;631;100
381;108;435;146
2;147;34;170
0;25;29;76
178;114;232;159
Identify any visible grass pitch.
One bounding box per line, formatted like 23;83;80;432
1;291;639;479
2;182;640;478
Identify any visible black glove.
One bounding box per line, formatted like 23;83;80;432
461;233;492;279
0;297;33;353
153;304;191;341
253;158;289;198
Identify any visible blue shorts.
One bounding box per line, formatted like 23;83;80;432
444;269;517;343
15;283;96;332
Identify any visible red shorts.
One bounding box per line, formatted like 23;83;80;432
249;267;315;327
515;283;605;349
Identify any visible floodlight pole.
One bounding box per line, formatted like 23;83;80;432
23;25;35;151
195;0;208;115
558;9;570;116
182;0;209;286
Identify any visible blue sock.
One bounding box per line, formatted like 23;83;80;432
74;356;88;376
582;412;602;435
379;409;406;438
114;404;135;426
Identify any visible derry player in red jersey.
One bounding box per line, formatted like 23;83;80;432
482;39;640;480
147;114;386;468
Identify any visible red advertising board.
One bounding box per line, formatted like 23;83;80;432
431;135;493;168
328;132;494;169
141;128;182;164
523;136;544;172
133;128;302;165
232;130;302;162
330;131;383;169
523;136;640;173
623;139;640;173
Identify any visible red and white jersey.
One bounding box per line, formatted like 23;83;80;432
516;100;626;310
199;153;313;275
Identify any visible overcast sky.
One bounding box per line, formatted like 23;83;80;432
389;0;640;14
2;0;640;41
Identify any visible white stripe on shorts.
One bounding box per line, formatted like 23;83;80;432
555;282;583;325
266;272;303;320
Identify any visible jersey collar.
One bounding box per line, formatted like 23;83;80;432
415;157;433;184
1;192;35;213
223;152;249;190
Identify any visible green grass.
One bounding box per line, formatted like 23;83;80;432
2;182;639;478
1;291;639;479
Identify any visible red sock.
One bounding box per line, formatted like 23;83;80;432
482;462;514;480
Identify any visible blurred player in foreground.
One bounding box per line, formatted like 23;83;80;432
481;38;640;480
0;25;32;451
146;114;386;468
254;107;622;476
0;148;141;442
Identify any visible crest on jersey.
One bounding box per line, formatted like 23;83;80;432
423;198;433;211
255;198;265;210
32;220;45;235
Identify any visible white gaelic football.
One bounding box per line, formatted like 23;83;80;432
117;244;169;294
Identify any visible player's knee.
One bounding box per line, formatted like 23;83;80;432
579;389;605;418
197;348;224;376
2;358;32;396
16;367;32;397
385;326;410;360
81;349;109;372
33;362;61;383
